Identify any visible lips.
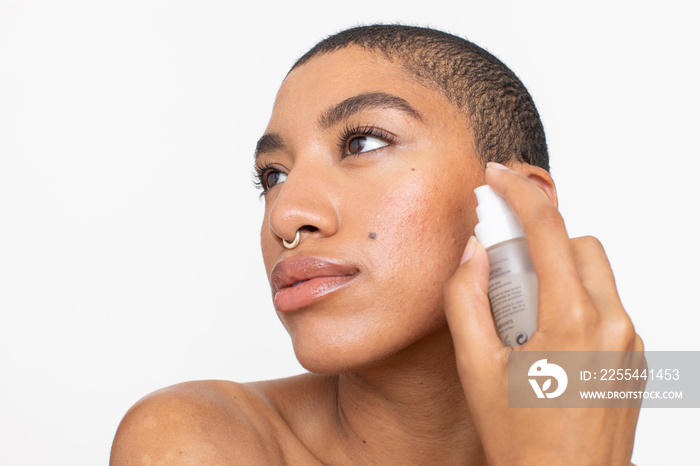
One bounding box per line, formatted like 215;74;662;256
271;256;358;312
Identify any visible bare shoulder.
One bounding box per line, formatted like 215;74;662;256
110;379;317;465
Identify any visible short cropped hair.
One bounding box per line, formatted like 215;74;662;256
292;25;549;171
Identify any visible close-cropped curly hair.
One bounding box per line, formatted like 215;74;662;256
291;24;549;171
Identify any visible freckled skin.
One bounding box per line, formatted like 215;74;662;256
259;47;483;374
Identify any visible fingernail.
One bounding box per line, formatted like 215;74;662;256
460;236;477;264
487;162;511;171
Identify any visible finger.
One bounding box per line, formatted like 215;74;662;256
485;163;586;315
569;236;643;352
570;236;624;313
443;236;505;376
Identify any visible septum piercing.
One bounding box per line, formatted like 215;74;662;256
283;230;300;249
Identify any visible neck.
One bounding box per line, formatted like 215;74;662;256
331;326;486;465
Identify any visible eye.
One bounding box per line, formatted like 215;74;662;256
346;135;389;155
265;170;287;189
253;163;287;195
338;124;394;157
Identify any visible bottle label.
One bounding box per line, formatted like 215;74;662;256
486;240;538;347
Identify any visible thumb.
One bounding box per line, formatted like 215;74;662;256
443;236;504;374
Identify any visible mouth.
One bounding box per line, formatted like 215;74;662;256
271;256;359;312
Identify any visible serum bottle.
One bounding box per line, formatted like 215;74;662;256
473;185;537;347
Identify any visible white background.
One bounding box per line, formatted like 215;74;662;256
1;1;698;464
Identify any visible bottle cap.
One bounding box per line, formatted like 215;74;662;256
473;185;525;249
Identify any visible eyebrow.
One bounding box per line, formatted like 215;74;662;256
254;92;422;160
318;92;423;129
255;133;285;160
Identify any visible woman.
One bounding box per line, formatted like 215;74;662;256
111;25;642;465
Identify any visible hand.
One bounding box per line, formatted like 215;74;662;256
443;163;643;466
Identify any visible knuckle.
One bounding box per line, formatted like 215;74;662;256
540;294;595;331
568;295;596;323
618;317;637;342
604;314;638;348
581;235;602;247
572;235;603;251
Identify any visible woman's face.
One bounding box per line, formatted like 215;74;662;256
257;47;483;373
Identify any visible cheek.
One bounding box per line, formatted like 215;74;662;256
363;170;478;308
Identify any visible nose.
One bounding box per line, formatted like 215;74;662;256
267;162;339;247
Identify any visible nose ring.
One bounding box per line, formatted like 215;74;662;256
283;230;300;249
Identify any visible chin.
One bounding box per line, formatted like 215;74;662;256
292;344;389;375
286;329;386;375
284;310;449;375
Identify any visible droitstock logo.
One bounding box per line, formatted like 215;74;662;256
528;359;568;399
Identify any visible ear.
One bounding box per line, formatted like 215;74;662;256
510;162;558;208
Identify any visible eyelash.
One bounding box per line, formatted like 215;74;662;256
336;123;395;156
253;124;395;196
252;161;279;197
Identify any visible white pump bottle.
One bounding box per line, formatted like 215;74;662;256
473;185;537;347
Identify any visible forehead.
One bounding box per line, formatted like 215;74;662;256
268;46;459;128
